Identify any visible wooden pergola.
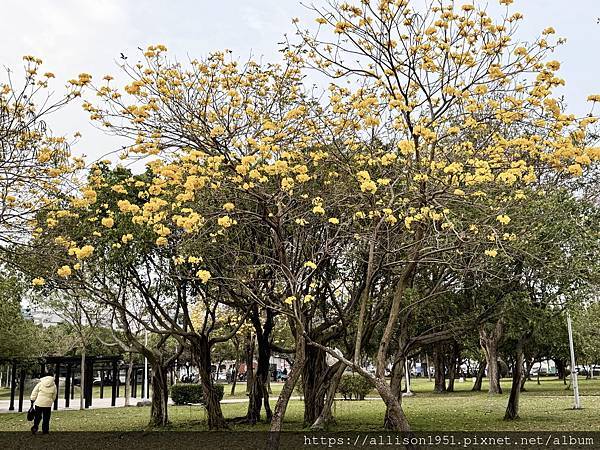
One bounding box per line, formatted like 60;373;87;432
1;356;152;412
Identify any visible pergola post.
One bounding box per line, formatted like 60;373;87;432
141;366;146;399
53;362;60;410
111;360;117;407
99;369;104;399
65;364;72;408
116;367;121;398
71;370;75;400
8;361;16;411
85;358;94;408
132;368;137;398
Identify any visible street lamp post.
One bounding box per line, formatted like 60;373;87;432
566;311;581;409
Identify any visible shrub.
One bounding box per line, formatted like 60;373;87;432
170;383;224;405
337;373;373;400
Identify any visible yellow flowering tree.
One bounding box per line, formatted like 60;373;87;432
0;57;84;247
289;0;600;432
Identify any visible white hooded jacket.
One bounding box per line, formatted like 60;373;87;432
30;376;57;408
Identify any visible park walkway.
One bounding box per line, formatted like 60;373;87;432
0;396;258;414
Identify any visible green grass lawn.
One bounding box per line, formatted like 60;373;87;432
1;377;599;433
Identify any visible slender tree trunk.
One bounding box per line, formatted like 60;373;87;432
267;335;306;450
505;340;524;420
521;358;533;392
230;358;239;396
245;332;255;394
149;360;169;427
124;356;133;407
472;360;486;391
374;264;417;377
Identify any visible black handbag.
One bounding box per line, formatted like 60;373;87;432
27;404;35;421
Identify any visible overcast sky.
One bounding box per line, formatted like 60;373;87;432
2;0;599;162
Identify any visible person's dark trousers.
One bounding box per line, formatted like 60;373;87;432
32;406;52;434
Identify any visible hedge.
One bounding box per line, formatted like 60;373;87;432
337;373;373;400
170;383;224;405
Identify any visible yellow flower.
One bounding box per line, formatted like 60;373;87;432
75;245;94;260
222;202;235;212
196;270;211;283
328;217;340;225
312;205;325;215
496;215;511;225
57;265;72;278
303;294;314;303
188;256;202;264
567;163;583;176
155;237;168;246
218;215;235;228
32;277;45;286
284;296;297;305
587;95;600;102
485;249;498;258
101;217;114;228
122;234;133;244
360;179;377;194
304;261;317;270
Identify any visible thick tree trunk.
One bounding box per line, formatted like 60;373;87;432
267;335;305;450
505;340;524;420
245;308;273;424
555;359;567;384
472;360;486;391
303;344;328;426
373;376;411;432
447;342;460;392
195;337;227;430
149;360;169;427
385;356;405;428
432;345;446;393
311;363;345;430
480;321;503;394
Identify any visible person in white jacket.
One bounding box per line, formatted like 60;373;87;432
30;368;57;434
